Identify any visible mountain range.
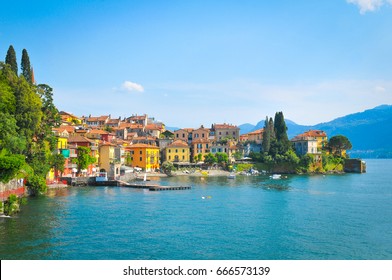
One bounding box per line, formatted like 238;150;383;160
239;105;392;158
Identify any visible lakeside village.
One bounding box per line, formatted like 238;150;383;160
1;110;366;215
0;46;365;216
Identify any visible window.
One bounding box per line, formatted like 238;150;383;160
202;133;205;138
140;151;142;155
182;134;185;138
182;156;185;160
169;156;171;160
175;149;178;153
168;149;171;153
139;157;143;161
182;149;185;153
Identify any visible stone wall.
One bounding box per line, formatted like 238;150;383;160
344;159;367;173
0;179;25;201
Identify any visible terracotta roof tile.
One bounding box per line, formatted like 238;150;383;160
129;143;159;149
167;140;189;148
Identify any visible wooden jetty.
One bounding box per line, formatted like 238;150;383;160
117;180;191;191
149;185;191;191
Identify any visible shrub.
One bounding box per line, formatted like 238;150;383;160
26;174;47;196
3;194;20;215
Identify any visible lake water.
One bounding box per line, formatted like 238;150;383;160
1;159;391;260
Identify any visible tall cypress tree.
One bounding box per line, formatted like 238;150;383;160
262;116;270;153
268;117;275;140
5;45;18;76
273;112;290;153
21;49;32;83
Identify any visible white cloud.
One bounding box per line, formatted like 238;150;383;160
121;81;144;92
347;0;390;14
375;85;386;92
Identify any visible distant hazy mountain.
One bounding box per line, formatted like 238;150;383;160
239;105;392;158
165;126;180;132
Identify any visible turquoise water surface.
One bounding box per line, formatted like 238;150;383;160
1;159;391;260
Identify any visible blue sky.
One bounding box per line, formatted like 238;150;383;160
1;0;392;127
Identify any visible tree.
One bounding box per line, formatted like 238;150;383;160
12;75;43;156
0;63;17;114
328;135;352;157
26;174;47;196
262;116;270;153
204;153;217;165
36;84;60;150
273;112;290;151
0;113;26;154
5;45;18;76
0;152;25;183
233;151;243;160
21;49;32;83
161;161;175;176
195;153;202;162
215;152;228;166
50;153;65;177
73;147;96;175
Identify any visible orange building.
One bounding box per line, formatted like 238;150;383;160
128;143;160;171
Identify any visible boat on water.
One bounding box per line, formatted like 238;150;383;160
270;174;282;179
227;173;236;179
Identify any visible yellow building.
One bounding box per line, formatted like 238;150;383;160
165;140;190;163
48;128;70;180
59;111;82;124
53;128;69;150
99;143;120;179
128;143;160;171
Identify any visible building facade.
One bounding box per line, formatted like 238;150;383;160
128;144;160;171
165;140;190;163
212;123;240;141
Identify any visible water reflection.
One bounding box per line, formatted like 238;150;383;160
261;183;291;191
0;195;67;259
